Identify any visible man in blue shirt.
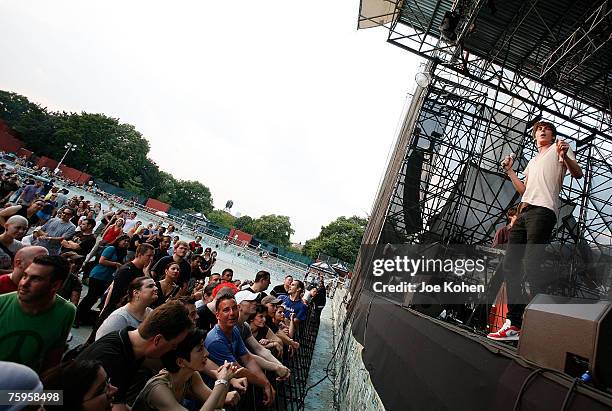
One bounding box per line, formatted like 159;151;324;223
205;295;275;406
278;279;308;324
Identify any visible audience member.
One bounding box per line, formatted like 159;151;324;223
151;240;190;290
248;304;283;357
95;277;158;340
34;207;77;255
0;215;28;272
42;360;118;411
76;301;193;410
235;290;290;379
58;251;85;305
97;243;155;324
278;280;308;325
270;275;293;297
0;255;75;372
75;235;129;326
243;270;271;300
60;217;97;259
132;328;241;411
0;245;48;294
151;262;181;308
205;295;275;406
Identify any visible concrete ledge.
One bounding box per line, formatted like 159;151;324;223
331;288;385;411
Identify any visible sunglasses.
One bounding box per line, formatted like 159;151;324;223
83;376;112;402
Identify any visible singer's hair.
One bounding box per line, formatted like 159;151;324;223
506;207;517;219
532;121;557;138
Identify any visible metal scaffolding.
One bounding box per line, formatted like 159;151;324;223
356;0;612;298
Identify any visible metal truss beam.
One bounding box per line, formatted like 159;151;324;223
540;0;612;79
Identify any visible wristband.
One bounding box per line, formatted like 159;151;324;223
214;379;228;387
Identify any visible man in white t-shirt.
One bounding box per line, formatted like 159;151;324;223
487;121;583;342
122;211;138;233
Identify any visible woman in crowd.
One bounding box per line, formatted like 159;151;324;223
0;215;27;273
132;329;241;411
151;261;181;308
248;304;283;358
0;198;44;227
42;360;118;411
72;200;90;225
92;202;102;218
101;217;124;244
75;234;129;326
200;248;214;278
95;276;158;340
273;305;296;339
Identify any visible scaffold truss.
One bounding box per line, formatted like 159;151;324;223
357;0;612;299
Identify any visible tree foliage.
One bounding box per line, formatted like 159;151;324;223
0;90;213;213
252;215;294;248
206;210;236;229
172;180;213;214
234;215;255;233
303;216;367;264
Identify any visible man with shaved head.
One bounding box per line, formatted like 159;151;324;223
0;215;29;273
0;246;49;294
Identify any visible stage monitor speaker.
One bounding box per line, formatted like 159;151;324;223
518;294;612;387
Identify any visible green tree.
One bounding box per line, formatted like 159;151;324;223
0;91;57;153
172;180;213;214
252;215;294;248
206;210;236;229
303;216;367;264
234;215;255;233
0;90;216;212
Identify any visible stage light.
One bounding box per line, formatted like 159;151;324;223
415;72;431;88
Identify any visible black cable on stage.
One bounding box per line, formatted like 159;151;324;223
513;368;544;411
560;378;579;411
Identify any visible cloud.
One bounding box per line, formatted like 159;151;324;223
0;0;421;242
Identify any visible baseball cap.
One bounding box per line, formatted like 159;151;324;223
261;295;281;305
235;290;260;304
212;282;239;298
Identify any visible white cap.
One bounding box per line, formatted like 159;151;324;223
235;290;260;304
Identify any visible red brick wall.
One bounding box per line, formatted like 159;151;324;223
59;165;91;184
145;198;171;212
16;148;33;159
0;120;24;152
228;228;253;244
37;156;59;170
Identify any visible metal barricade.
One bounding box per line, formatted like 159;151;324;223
226;303;322;411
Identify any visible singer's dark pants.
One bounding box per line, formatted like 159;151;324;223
502;205;557;328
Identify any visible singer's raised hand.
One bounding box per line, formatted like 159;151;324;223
501;155;514;171
556;139;569;158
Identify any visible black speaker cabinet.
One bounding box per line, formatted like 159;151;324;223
518;294;612;387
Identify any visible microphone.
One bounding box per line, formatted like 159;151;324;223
557;138;565;163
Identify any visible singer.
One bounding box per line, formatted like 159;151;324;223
487;121;583;341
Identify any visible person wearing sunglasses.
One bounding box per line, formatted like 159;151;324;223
42;360;118;411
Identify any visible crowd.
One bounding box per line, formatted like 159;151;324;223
0;172;328;410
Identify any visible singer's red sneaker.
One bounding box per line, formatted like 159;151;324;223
487;319;520;341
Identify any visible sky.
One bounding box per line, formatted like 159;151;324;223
0;0;421;243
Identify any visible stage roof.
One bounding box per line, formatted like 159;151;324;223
359;0;611;114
